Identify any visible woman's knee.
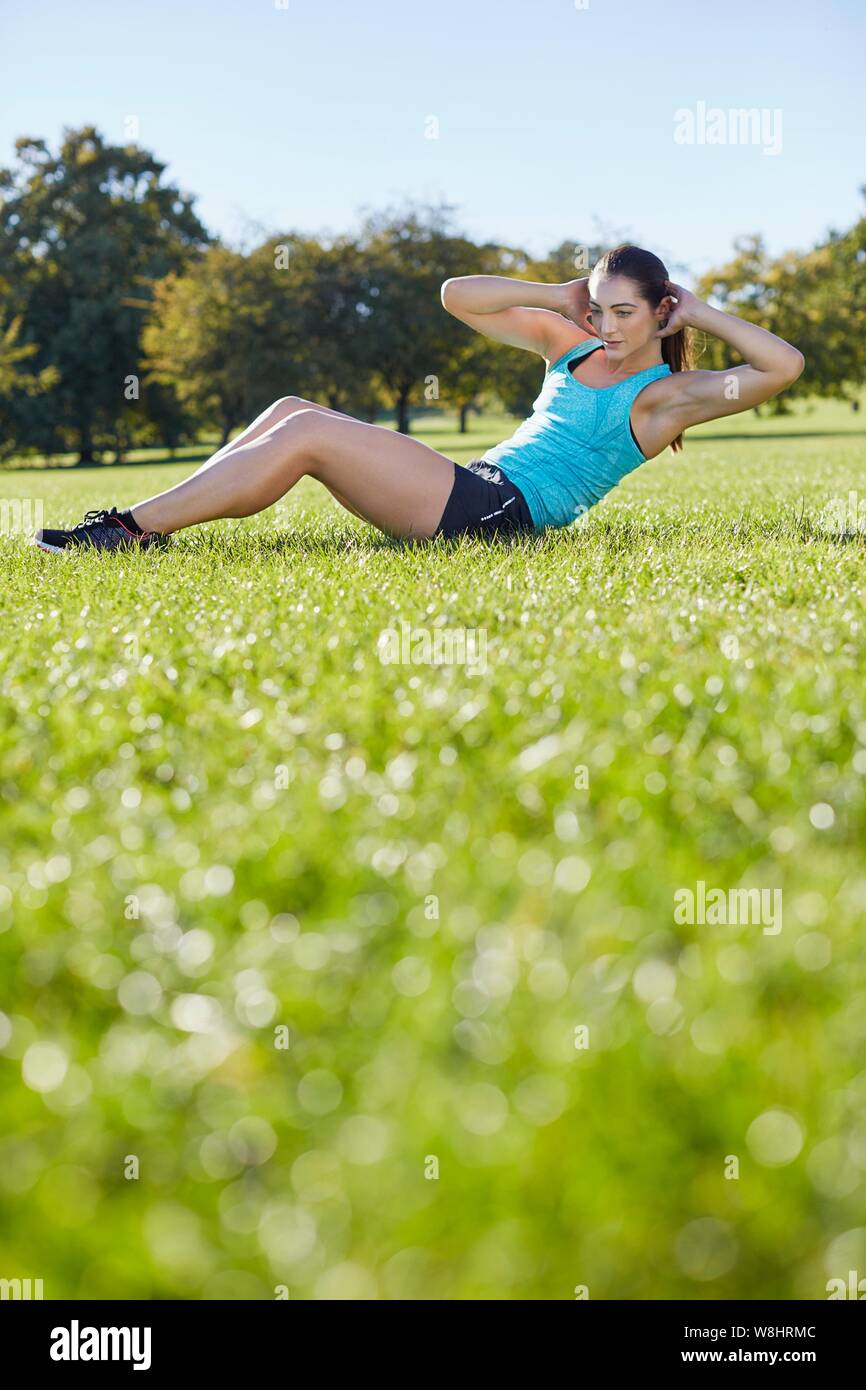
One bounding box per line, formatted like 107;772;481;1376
272;407;332;462
270;394;306;419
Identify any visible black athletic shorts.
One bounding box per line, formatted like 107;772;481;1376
434;458;535;539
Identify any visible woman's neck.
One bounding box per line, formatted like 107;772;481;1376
595;342;664;379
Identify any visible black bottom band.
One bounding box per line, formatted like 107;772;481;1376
434;459;535;540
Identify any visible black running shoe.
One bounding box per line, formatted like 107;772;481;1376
33;507;170;554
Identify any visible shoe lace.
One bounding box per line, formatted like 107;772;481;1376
74;508;115;530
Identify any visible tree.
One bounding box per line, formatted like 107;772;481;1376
789;199;866;404
0;306;59;462
353;201;490;433
142;235;375;445
427;238;531;434
697;205;866;410
259;233;387;420
0;126;211;462
143;247;273;446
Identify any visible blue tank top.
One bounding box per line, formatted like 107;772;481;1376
480;337;672;530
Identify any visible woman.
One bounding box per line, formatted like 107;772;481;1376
33;244;804;553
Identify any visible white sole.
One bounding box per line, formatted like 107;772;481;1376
32;533;168;553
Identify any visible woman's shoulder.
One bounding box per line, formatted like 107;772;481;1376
639;365;701;402
631;366;709;456
544;328;600;369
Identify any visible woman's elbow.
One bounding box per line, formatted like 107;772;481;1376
440;278;462;309
785;348;806;383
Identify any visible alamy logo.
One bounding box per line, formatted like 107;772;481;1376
50;1321;152;1371
817;491;866;535
377;619;487;675
0;1276;43;1299
0;498;44;536
673;102;782;156
826;1270;866;1299
674;880;782;935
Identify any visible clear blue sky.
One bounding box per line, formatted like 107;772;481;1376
1;0;863;284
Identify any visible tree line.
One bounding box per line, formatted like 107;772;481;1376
1;126;864;465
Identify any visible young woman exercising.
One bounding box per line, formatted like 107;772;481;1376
33;244;804;553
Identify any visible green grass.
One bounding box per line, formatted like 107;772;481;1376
1;398;866;1300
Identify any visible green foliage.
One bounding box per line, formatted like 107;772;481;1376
697;195;866;408
0;302;58;413
142;245;288;446
0;400;864;1299
0;126;211;461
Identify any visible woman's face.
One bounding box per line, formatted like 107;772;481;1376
586;274;668;357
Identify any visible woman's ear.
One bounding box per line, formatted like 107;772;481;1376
653;294;674;330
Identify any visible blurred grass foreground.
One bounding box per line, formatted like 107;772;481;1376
1;398;866;1299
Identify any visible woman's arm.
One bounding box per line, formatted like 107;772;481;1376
657;282;805;428
440;275;597;358
442;275;577;315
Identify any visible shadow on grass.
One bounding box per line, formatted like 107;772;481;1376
178;528;539;560
170;511;866;564
689;429;866;442
4;451;219;473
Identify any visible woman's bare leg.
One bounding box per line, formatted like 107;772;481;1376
184;403;295;477
253;398;378;522
135;397;375;526
128;409;456;540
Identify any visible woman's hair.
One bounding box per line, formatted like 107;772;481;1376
591;244;693;452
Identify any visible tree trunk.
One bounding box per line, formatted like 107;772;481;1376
396;389;411;434
74;412;97;464
77;424;95;465
459;403;469;433
220;420;232;446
